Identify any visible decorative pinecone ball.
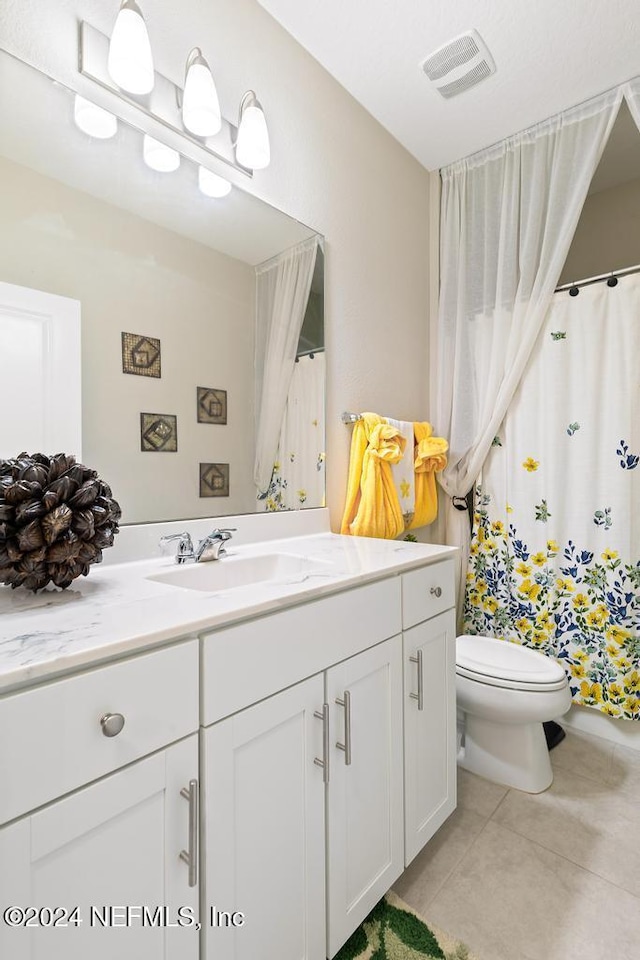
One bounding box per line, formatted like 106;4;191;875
0;453;121;592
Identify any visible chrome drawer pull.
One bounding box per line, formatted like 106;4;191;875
99;712;125;738
313;704;330;783
430;586;443;598
335;691;352;765
179;779;199;887
409;650;424;711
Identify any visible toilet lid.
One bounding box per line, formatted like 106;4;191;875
456;635;566;687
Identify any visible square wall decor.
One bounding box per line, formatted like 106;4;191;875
200;462;229;497
140;413;177;452
197;387;227;425
122;332;161;377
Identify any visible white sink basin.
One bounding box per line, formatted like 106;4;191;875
147;553;334;593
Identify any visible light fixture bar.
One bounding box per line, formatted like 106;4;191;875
79;21;252;178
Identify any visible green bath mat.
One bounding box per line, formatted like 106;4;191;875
334;891;476;960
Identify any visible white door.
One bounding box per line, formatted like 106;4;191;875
202;673;326;960
0;735;199;960
404;610;457;865
0;281;81;459
326;635;404;958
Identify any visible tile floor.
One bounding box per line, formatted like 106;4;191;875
393;728;640;960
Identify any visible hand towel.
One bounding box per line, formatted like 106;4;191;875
409;422;449;529
340;413;406;539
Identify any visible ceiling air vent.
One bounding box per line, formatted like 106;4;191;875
422;29;495;99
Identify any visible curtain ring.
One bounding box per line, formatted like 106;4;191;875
452;496;468;512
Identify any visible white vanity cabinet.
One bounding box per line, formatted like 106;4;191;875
0;641;200;960
325;634;404;957
198;564;455;960
200;578;404;960
0;539;457;960
402;563;457;865
201;634;405;960
202;673;327;960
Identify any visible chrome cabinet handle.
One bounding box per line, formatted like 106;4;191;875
313;704;330;783
100;712;125;737
409;649;424;711
335;691;352;765
430;586;443;598
179;779;198;887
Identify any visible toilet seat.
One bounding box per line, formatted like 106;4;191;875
456;635;568;693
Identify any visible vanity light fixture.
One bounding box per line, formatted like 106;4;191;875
107;0;154;95
143;134;180;172
198;166;232;198
80;13;272;175
182;48;221;138
235;91;270;170
73;94;118;139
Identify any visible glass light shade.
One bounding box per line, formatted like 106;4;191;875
143;135;180;172
107;0;155;95
182;50;221;137
198;167;232;198
236;93;270;170
73;95;118;139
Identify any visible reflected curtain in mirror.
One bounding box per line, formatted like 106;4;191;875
260;352;325;511
254;236;319;494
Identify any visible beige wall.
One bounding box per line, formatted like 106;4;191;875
0;156;256;523
560;177;640;284
0;0;433;531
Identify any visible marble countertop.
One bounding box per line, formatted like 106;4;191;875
0;533;457;694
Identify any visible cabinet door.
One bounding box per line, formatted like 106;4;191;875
326;635;404;958
202;673;326;960
404;609;457;866
0;734;199;960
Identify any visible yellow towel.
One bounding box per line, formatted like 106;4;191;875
341;415;449;539
340;413;406;539
410;422;449;529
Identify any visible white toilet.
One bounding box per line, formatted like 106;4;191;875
456;634;572;793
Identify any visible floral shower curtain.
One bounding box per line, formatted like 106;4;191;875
464;273;640;720
259;352;325;511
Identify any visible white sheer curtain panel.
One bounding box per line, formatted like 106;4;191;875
254;236;319;494
433;86;624;613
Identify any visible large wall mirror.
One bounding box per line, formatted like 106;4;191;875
0;50;325;525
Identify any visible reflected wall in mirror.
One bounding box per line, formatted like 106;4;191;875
0;50;324;525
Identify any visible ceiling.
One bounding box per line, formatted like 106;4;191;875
257;0;640;171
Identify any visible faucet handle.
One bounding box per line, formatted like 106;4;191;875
209;528;236;540
204;527;238;540
159;532;195;563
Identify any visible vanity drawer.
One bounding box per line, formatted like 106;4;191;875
0;639;198;825
201;577;402;725
402;560;455;628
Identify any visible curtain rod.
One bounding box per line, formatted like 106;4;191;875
295;347;324;360
555;262;640;294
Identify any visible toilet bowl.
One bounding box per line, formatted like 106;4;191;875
456;634;571;793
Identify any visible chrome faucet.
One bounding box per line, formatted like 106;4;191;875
159;528;236;564
159;532;195;564
194;528;236;562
